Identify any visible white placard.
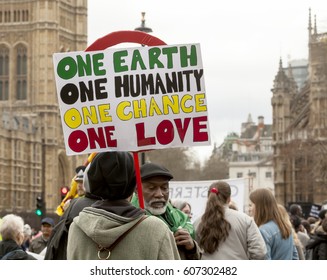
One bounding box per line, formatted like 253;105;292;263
53;44;210;155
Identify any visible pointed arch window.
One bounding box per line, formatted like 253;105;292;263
16;45;27;100
0;46;9;101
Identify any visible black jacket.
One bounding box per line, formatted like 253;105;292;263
44;195;98;260
0;239;36;260
306;232;327;260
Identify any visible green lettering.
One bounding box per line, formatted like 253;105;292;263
162;47;178;69
180;45;197;67
77;54;92;77
113;50;128;73
57;56;77;80
131;49;146;71
148;47;164;69
93;53;106;76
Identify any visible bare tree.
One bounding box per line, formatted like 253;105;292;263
143;147;201;180
200;152;229;180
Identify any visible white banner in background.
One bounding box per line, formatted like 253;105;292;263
169;178;246;221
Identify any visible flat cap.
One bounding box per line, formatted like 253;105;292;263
140;163;173;181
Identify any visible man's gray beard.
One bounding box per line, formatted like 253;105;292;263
145;201;168;216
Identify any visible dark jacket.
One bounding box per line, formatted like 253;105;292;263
44;194;98;260
0;239;36;260
306;230;327;260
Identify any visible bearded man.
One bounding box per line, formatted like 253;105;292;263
132;162;201;260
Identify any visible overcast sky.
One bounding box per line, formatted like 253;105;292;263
87;0;327;162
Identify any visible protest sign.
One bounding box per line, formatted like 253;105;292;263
53;44;210;155
169;178;246;221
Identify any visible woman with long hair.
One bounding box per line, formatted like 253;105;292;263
278;204;304;260
193;181;266;260
249;188;298;260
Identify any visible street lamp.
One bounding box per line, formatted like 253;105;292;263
134;12;153;164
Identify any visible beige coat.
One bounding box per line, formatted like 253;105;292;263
193;206;267;260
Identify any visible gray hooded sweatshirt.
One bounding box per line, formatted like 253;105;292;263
67;207;180;260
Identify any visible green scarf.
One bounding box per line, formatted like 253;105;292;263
131;194;195;239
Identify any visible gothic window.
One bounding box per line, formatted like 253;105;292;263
0;46;9;101
5;11;11;22
16;45;27;100
22;10;29;21
14;10;21;22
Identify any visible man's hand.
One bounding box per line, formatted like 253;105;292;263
174;227;195;251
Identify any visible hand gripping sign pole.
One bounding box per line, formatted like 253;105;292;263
85;30;167;209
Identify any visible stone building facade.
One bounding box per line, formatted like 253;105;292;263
0;0;88;227
271;10;327;206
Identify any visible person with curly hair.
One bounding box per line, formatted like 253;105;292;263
193;181;266;260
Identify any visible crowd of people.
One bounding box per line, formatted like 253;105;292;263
1;151;327;260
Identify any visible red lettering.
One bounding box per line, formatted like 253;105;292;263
135;116;209;148
104;126;117;147
68;130;89;152
68;126;117;153
88;127;106;149
174;118;191;142
136;122;156;147
157;120;174;145
193;116;208;142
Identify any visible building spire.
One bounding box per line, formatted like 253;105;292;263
314;14;317;35
247;113;253;123
308;8;312;40
279;57;283;71
272;58;291;93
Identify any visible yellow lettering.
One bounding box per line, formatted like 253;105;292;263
148;97;163;116
82;106;98;125
116;101;133;121
64;108;82;129
180;94;193;113
132;99;147;118
115;94;202;121
195;93;207;112
162;95;180;114
98;104;112;122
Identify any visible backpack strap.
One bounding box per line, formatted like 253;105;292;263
97;215;148;260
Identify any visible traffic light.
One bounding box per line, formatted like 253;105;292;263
60;186;69;200
35;196;44;216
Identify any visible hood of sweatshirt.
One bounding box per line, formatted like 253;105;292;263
72;201;145;248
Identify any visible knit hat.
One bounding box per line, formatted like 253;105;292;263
85;151;136;200
140;163;173;181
